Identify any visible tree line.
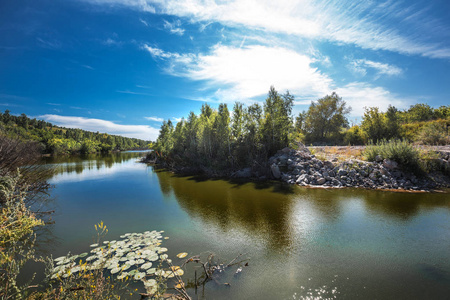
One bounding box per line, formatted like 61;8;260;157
0;110;149;155
152;86;449;171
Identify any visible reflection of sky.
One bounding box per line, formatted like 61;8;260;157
49;159;146;184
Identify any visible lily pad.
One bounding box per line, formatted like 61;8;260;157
177;252;188;259
134;272;146;280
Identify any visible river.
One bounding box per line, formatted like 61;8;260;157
37;151;450;299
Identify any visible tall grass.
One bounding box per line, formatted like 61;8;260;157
364;140;421;173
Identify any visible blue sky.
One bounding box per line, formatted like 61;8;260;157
1;0;449;140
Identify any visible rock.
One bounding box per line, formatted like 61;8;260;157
375;155;383;162
338;169;347;176
383;159;398;170
281;147;291;153
271;164;281;179
234;168;251;178
317;178;326;185
369;173;377;181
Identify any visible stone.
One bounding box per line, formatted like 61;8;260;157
383;159;398;170
317;178;326;185
234;168;251;178
338;169;347;176
375;155;383;162
271;164;281;179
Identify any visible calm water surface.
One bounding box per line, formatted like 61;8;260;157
38;152;450;299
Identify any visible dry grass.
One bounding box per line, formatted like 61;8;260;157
308;146;365;161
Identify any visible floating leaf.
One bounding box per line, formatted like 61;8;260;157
134;272;146;280
141;262;152;270
111;267;121;274
90;243;99;248
144;279;157;287
146;268;156;275
177;252;188;259
78;252;88;258
160;254;168;260
117;272;128;280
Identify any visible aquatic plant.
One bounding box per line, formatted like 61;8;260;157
46;222;189;299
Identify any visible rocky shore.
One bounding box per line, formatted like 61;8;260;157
266;145;450;192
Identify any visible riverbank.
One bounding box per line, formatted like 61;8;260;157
268;145;450;192
143;145;450;192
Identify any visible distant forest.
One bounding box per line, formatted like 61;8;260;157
0;110;149;155
152;86;449;170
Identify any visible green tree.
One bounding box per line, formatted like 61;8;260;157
360;107;387;142
303;92;350;143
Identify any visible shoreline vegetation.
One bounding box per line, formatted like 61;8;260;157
145;86;449;192
0;110;150;156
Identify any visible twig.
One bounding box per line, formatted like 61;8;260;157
226;253;248;268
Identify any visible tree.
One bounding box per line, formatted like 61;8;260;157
385;105;400;139
303;92;351;143
360;107;386;142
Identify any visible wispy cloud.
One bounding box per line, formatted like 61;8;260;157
40;114;158;140
47;102;61;106
172;117;182;123
97;0;450;59
82;65;94;70
349;59;403;78
36;37;62;49
144;116;164;122
139;18;148;26
143;44;332;102
116;90;153;96
163;19;185;35
103;38;122;46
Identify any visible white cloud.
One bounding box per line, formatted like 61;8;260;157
349;59;402;77
163;19;185;35
87;0;155;12
143;44;332;102
144;116;164;122
40;114;159;140
93;0;450;59
335;82;409;117
139;18;148;26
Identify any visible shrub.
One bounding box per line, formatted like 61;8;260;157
415;122;449;145
0;171;44;299
364;140;421;173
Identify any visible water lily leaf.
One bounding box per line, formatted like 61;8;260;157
54;256;67;262
160;254;168;260
144;279;157;287
111;267;121;274
128;269;138;276
146;268;156;275
175;269;184;276
134;272;146;280
176;252;188;259
90;243;99;248
141;262;152;269
78;252;88;258
117;272;128;280
158;247;168;253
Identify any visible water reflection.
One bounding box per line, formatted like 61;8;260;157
155;170;450;252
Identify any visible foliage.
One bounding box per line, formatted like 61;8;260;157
0;170;44;299
302;92;351;144
152;86;294;171
343;125;365;145
39;222;188;300
415;121;449;145
0;110;149;155
364;140;421;173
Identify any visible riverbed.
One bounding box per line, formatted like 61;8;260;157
37;151;450;299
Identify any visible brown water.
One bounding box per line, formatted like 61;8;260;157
38;152;450;299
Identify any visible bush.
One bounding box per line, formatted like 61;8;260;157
415;122;449;145
364;140;421;173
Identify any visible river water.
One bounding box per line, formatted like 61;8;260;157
38;151;450;299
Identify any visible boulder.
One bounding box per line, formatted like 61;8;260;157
234;168;251;178
317;178;326;185
383;159;398;170
375;155;383;162
271;164;281;179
